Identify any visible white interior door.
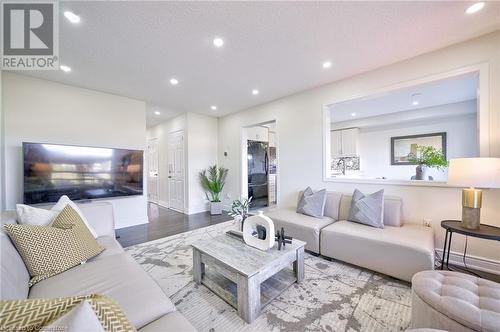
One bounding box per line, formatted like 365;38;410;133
168;131;185;213
147;138;159;203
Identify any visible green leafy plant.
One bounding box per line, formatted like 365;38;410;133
228;197;252;220
199;165;228;202
407;145;448;169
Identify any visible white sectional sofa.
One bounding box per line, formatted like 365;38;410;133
1;202;196;332
266;191;435;282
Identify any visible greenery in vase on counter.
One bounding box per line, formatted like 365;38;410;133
407;145;448;169
408;145;447;180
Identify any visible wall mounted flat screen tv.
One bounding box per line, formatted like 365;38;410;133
23;142;144;204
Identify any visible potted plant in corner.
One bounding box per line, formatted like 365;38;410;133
199;165;228;215
408;145;448;180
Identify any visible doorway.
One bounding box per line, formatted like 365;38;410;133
168;130;185;213
242;121;278;209
147;138;159;203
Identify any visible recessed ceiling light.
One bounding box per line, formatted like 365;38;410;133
60;65;71;72
170;78;178;85
154;111;161;115
213;38;224;48
322;61;332;69
465;2;485;14
64;11;80;24
252;89;259;95
412;101;420;106
211;106;217;110
351;113;356;117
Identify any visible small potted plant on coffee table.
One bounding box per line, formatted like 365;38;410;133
199;165;228;215
408;145;448;180
228;197;252;231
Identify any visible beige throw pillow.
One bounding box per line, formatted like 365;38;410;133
5;205;104;286
16;195;98;238
0;294;136;332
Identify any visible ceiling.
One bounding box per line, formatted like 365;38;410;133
16;1;500;127
330;72;479;122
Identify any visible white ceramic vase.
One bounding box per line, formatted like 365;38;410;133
242;211;275;251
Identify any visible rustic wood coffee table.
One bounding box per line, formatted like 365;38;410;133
191;234;306;323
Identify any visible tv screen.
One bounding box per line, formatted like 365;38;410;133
23;142;144;204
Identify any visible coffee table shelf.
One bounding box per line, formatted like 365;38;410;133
203;267;297;309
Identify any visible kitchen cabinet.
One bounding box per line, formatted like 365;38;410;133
331;128;359;157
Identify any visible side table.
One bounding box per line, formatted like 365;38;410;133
440;220;500;275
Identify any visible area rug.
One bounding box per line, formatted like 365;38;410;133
126;221;411;332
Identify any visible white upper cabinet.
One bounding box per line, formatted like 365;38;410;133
331;128;359;157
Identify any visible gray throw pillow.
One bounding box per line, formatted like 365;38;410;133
348;189;384;228
296;187;327;218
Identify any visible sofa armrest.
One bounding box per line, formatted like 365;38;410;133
77;202;116;238
1;211;18;226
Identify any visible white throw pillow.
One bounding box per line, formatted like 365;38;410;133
51;196;98;238
16;204;58;226
16;195;98;238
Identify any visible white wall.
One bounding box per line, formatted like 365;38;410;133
186;113;218;214
218;31;500;270
2;73;148;229
147;112;218;214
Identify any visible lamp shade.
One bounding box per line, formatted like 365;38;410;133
447;158;500;188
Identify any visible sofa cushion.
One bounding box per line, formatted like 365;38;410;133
347;189;384;228
340;194;402;227
265;208;334;253
296;187;327;218
52;195;98;238
44;301;105;332
90;236;125;262
77;202;116;238
29;253;176;329
1;294;134;332
16;196;98;238
16;204;57;226
0;224;30;300
5;205;104;286
297;190;342;220
320;220;434;281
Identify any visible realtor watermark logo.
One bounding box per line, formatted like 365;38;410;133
1;1;59;70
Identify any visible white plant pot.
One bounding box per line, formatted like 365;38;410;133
210;201;222;215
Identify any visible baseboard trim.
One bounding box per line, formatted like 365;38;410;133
157;200;169;209
187;206;209;215
436;249;500;276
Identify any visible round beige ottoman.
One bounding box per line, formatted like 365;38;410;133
411;270;500;332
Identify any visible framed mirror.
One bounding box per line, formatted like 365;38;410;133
391;132;447;165
323;66;489;185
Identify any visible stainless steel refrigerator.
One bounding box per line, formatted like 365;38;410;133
247;140;269;208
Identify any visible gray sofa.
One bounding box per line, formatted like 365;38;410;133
265;191;435;282
1;202;196;332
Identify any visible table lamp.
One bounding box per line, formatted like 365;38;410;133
447;158;500;230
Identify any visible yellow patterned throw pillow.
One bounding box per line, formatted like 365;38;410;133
4;205;104;286
0;294;136;332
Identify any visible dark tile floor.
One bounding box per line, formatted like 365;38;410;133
116;203;232;247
